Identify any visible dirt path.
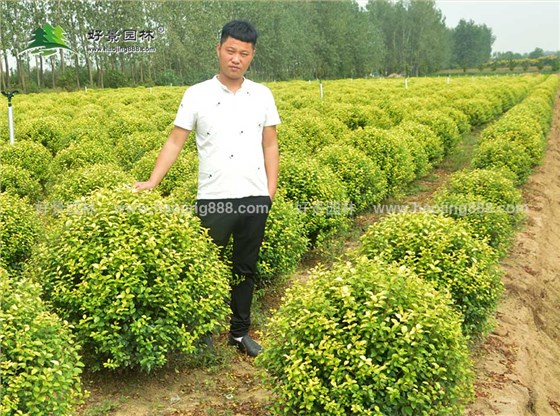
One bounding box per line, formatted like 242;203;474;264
465;91;560;416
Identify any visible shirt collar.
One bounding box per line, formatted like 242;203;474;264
213;75;251;95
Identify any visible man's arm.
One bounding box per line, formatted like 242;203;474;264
262;125;279;200
133;126;191;191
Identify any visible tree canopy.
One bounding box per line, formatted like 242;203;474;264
0;0;501;91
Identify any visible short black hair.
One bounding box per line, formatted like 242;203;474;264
220;20;258;47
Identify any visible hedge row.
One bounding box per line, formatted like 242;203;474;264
1;76;540;273
472;74;558;184
0;76;539;203
256;74;558;415
274;76;541;247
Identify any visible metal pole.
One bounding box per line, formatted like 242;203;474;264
2;90;18;145
8;104;14;145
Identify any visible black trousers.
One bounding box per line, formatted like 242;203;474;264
196;196;271;338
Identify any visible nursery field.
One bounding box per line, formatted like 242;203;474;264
1;74;559;415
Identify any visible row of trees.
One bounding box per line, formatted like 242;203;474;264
0;0;500;91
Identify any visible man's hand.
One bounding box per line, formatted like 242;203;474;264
133;180;157;191
263;125;279;202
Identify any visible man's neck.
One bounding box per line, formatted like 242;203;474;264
217;74;244;93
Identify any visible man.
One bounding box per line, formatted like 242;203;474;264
134;20;280;357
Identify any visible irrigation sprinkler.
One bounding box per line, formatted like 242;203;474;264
1;90;18;145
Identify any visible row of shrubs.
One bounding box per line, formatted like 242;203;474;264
472;74;559;184
255;75;558;415
0;76;538;204
1;76;540;275
0;75;554;414
271;76;539;247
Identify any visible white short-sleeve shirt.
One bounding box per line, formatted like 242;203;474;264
174;76;281;200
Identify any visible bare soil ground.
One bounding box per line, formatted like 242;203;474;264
465;91;560;416
79;92;560;416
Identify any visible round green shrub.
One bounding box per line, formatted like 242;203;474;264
482;92;504;118
277;111;348;154
256;191;309;287
0;165;43;203
257;257;474;415
106;113;156;139
442;107;471;135
359;212;503;338
432;192;516;257
480;114;545;166
33;187;231;371
363;106;394;129
0;192;42;273
114;131;165;171
0;140;53;184
453;98;494;126
60;125;110;153
328;103;393;130
47;163;135;204
16;115;69;153
395;120;445;166
50;139;118;175
492;85;520;112
378;100;406;125
435;168;524;226
328;103;371;130
405;110;460;154
471;137;533;185
0;268;85;414
278;153;351;248
346;127;416;197
390;126;432;179
317;144;388;213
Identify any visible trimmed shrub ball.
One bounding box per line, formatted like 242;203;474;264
33;186;231;371
257;257;474;415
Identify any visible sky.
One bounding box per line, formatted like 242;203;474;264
434;0;560;53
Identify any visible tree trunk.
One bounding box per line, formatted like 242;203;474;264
39;54;44;88
97;59;104;88
86;55;93;87
130;61;135;84
59;48;65;72
0;53;4;91
36;56;40;88
51;56;55;88
2;51;9;89
74;53;80;88
16;57;26;92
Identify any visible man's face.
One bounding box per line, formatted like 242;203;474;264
216;36;255;82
